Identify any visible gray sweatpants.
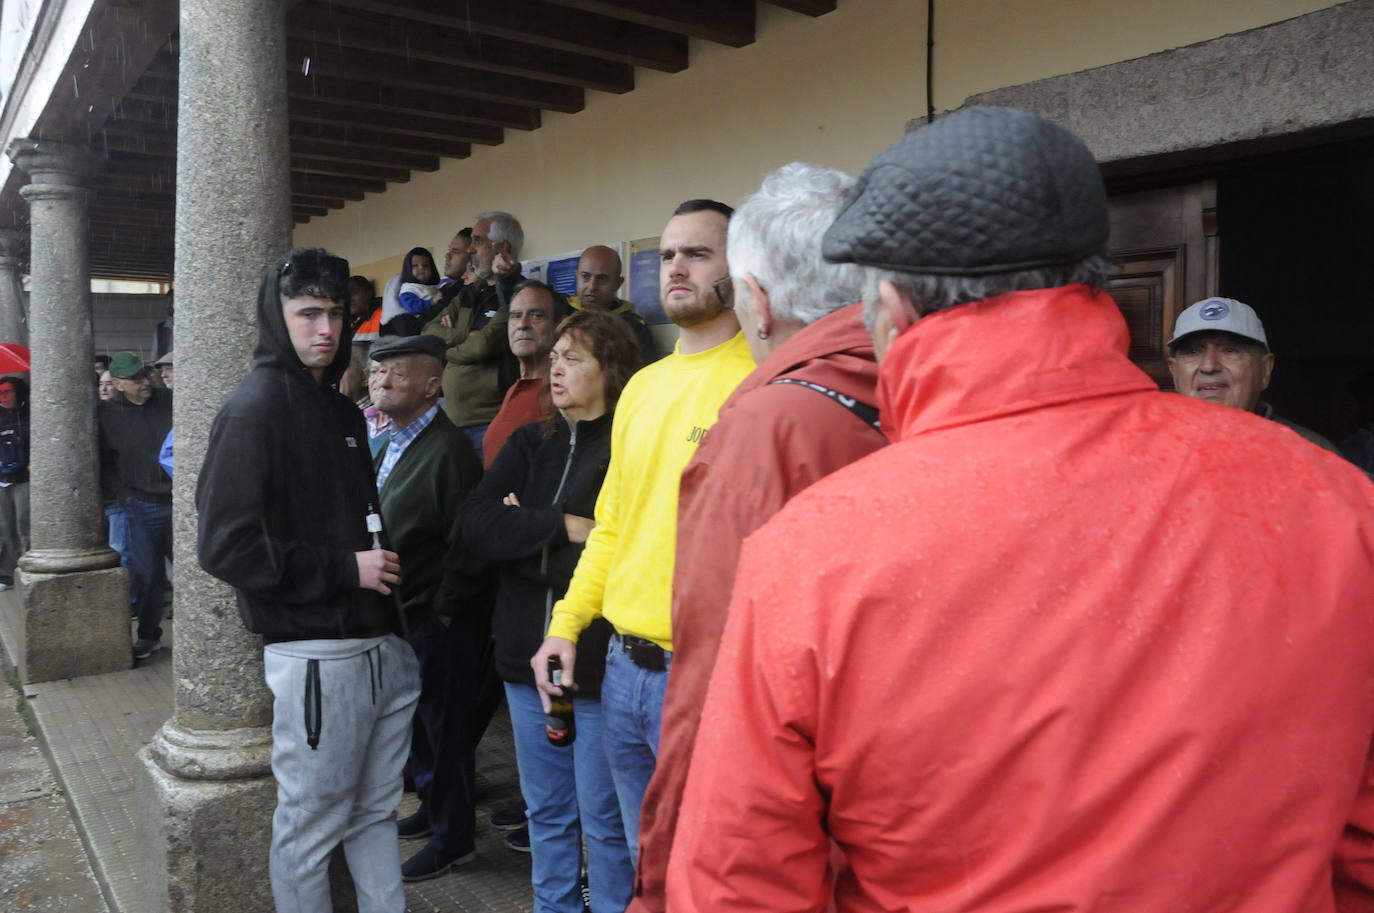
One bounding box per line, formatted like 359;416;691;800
264;635;420;913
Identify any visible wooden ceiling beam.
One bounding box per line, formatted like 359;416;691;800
288;11;634;94
292;193;347;209
289;99;503;146
286;73;540;131
293;205;330;218
289;122;471;158
94;133;176;158
543;0;755;47
312;0;686;72
760;0;837;15
291;156;410;184
286;42;585;114
289;138;441;173
289;179;366;202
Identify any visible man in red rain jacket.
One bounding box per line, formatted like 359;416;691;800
666;106;1374;913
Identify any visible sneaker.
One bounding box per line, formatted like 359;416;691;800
504;825;531;853
397;810;433;840
400;843;476;882
490;802;527;830
132;638;162;660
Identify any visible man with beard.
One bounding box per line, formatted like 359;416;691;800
532;200;756;857
424;212;524;462
571;245;658;362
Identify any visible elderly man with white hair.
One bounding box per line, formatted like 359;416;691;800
628;162;886;913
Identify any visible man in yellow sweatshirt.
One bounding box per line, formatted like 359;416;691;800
532;199;756;862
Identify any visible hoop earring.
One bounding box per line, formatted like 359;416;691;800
756;327;770;340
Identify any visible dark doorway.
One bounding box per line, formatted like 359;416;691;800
1105;136;1374;450
1217;138;1374;445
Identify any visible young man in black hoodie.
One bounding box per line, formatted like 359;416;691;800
197;247;420;913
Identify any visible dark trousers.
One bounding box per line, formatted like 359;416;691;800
406;613;502;856
124;498;172;641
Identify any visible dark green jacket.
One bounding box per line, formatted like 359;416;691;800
375;409;484;624
99;389;173;504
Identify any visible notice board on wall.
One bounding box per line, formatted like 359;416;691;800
627;236;664;324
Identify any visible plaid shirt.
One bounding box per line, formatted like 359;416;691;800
375;404;438;493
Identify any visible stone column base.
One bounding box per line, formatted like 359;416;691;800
19;565;129;683
136;734;276;913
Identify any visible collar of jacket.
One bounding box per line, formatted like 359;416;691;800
725;302;875;402
877;284;1157;441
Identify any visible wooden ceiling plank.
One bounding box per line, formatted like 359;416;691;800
543;0;755;47
290;179;367;202
286;42;585;114
290;100;503;146
287;11;634;93
287;73;541;130
292;193;348;209
314;0;687;72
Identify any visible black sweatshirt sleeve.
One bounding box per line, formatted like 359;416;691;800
196;412;359;602
463;425;567;562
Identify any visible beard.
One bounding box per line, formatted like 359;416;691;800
662;287;725;328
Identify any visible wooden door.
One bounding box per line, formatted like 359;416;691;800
1106;181;1218;389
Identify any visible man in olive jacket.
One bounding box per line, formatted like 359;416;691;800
369;334;488;881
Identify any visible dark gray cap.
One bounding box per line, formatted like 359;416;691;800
823;106;1108;276
369;334;446;363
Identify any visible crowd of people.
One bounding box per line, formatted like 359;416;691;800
78;103;1370;913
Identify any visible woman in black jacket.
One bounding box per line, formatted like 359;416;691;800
464;310;642;913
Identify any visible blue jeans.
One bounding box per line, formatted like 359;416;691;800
599;636;671;862
123;498;172;642
104;504;130;568
460;423;489;465
505;682;632;913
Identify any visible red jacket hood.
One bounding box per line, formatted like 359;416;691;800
877;285;1157;440
722;302;877;413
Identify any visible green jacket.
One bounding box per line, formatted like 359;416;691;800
375;409;484;624
569;295;661;363
423;274;522;428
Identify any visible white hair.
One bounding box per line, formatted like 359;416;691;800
859;254;1112;330
476;210;525;259
727;162;864;327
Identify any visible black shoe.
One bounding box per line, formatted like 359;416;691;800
401;843;476;882
132;638;163;660
397;810;433;840
504;825;530;853
490;802;527;830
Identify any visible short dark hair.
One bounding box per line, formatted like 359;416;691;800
512;279;572;322
279;247;349;303
348;275;375;297
456;226;473;239
94;354;111;368
674;199;734;220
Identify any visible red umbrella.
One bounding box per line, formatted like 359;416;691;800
0;343;30;373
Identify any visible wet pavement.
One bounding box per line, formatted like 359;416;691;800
0;586;536;912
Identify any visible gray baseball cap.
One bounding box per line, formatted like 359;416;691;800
1169;297;1268;349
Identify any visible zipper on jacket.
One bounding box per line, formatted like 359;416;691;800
542;421;578;635
304;659;322;750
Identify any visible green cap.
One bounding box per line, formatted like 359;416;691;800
108;352;147;379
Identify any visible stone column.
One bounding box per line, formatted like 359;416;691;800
4;140;128;682
0;228;27;345
135;0;297;910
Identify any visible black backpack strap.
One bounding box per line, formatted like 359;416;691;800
768;378;882;433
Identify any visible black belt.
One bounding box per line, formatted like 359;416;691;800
617;633;668;671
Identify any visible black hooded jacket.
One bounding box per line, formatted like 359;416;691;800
196;256;396;641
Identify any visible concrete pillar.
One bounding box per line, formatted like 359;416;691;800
4;140;128;683
134;0;299;910
0;228;27;345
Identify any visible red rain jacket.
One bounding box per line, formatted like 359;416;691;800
634;303;884;913
667;285;1374;913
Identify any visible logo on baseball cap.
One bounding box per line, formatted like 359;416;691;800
1169;297;1268;349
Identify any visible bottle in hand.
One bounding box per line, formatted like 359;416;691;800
545;656;576;747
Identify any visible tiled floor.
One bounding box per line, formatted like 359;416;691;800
1;586;538;912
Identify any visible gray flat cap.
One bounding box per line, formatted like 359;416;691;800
823;106;1108;276
369;334;447;363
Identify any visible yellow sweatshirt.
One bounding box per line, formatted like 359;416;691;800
547;332;755;651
